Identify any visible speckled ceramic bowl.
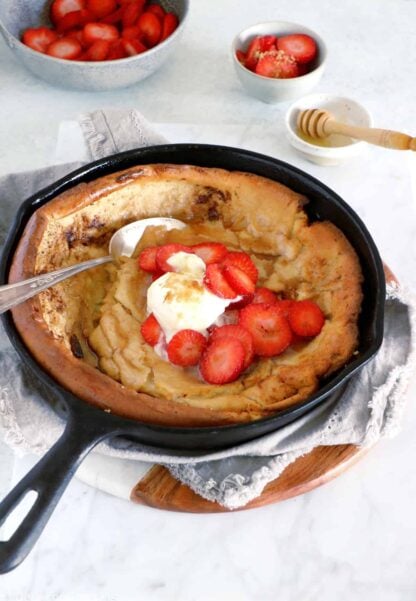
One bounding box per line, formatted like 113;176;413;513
0;0;188;91
232;21;327;104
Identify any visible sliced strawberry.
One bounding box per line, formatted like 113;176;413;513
236;49;246;65
56;10;83;32
84;39;111;60
151;270;164;281
255;50;300;79
122;37;147;56
252;287;278;305
200;337;245;384
167;329;207;367
223;265;256;296
56;9;94;32
191;242;228;265
277;34;317;65
275;299;295;318
138;246;159;272
254;52;277;78
107;39;128;59
22;27;59;53
204;264;238;300
261;35;278;51
66;29;85;46
138;11;162;47
140;313;162;346
210;324;254;370
50;0;86;25
244;35;278;71
222;251;258;284
156;244;192;272
83;22;119;45
80;8;96;24
229;293;254;311
86;0;117;19
122;0;146;27
147;4;166;21
244;36;262;71
275;300;304;345
297;63;309;76
46;37;82;59
288;300;325;337
122;25;143;40
273;52;300;78
100;8;123;24
160;12;178;42
239;303;292;357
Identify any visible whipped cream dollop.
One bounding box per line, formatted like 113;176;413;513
147;251;234;342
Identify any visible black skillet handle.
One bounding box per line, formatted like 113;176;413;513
0;412;112;574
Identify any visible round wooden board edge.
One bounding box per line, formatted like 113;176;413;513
130;444;368;513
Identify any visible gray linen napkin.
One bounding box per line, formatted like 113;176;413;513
1;109;415;510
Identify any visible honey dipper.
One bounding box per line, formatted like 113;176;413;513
297;109;416;150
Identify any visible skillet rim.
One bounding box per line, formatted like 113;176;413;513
0;143;386;441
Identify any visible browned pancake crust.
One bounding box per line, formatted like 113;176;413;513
9;164;363;426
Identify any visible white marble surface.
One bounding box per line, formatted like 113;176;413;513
1;0;416;598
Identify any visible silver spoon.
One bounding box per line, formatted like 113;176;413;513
0;217;186;314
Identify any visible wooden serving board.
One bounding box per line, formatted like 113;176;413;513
130;266;394;513
130;444;367;512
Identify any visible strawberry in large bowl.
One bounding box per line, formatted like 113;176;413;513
0;0;188;90
232;21;327;103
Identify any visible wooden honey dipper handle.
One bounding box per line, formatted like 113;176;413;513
323;118;416;151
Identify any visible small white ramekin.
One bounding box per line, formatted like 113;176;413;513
285;93;373;165
231;21;327;104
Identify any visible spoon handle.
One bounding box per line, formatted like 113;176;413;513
324;120;416;150
0;256;112;314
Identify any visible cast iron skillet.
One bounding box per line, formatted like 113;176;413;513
0;144;385;573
